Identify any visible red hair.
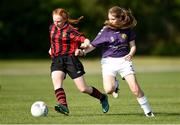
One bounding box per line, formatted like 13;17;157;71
52;8;83;24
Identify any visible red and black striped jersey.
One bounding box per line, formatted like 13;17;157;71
49;23;86;58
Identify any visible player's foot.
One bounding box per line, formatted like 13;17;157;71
112;79;119;98
100;94;109;113
55;104;69;115
145;112;155;117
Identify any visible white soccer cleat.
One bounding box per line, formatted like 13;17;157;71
112;92;118;98
145;112;155;117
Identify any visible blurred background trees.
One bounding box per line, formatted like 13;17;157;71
0;0;179;59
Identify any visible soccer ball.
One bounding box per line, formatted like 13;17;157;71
31;101;48;117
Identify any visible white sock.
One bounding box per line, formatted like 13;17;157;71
137;96;152;114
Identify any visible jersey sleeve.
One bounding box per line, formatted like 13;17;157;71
70;28;86;43
128;29;136;42
91;27;109;47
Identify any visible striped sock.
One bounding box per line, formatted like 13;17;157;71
55;88;68;107
90;87;104;100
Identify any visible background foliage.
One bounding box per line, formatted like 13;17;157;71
0;0;179;59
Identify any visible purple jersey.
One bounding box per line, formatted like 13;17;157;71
91;26;136;58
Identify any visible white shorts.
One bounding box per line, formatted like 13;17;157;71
101;57;135;78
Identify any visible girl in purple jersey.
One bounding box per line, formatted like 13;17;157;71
78;6;154;117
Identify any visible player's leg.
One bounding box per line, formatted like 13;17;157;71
101;57;120;98
51;71;69;115
112;77;120;98
120;60;154;117
51;56;70;115
51;71;65;90
124;74;144;97
66;56;109;113
102;74;119;98
73;76;109;113
124;74;154;117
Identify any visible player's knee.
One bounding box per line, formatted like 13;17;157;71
104;87;114;94
78;87;87;93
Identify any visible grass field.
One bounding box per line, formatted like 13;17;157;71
0;57;180;124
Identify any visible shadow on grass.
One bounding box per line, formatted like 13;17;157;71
154;112;180;116
50;112;143;117
50;112;180;117
104;112;180;117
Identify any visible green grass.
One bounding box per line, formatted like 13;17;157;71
0;57;180;124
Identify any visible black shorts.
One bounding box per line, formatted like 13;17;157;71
51;55;85;79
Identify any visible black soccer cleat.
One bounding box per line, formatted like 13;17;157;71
55;104;69;115
100;94;109;113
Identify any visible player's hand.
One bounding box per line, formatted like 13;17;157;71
75;49;84;56
80;43;89;49
124;54;133;61
80;39;90;49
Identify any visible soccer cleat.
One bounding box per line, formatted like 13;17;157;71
112;79;119;98
145;112;155;117
55;104;69;115
100;94;109;113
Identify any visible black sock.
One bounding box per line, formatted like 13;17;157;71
90;87;104;100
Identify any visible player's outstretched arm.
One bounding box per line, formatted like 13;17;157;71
80;38;90;49
75;43;95;57
82;44;95;55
